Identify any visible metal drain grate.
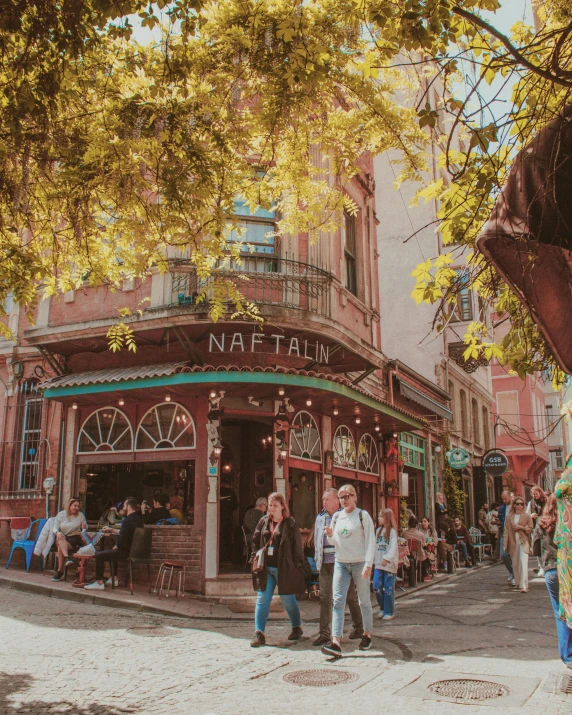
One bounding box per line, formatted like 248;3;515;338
560;675;572;694
127;626;181;637
283;669;359;687
428;679;509;701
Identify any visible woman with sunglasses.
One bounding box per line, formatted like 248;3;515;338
503;496;534;592
322;484;375;657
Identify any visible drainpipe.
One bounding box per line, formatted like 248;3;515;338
387;364;398;406
57;404;66;512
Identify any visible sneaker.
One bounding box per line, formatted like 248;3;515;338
313;635;330;647
507;575;513;582
358;635;372;651
423;576;432;582
105;577;119;587
538;568;545;577
84;581;104;590
288;626;303;641
348;628;364;640
510;579;516;586
321;642;342;658
377;611;385;619
51;571;64;582
250;631;266;647
382;614;395;621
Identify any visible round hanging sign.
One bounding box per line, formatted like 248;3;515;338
482;450;509;477
446;447;470;469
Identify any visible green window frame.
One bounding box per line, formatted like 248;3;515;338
399;432;426;471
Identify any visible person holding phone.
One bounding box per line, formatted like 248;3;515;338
321;484;375;658
249;493;305;647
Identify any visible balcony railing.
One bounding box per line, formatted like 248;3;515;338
170;256;333;318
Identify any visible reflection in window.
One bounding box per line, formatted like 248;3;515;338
333;425;356;469
289;410;321;461
136;403;195;450
78;408;132;452
449;272;473;322
358;434;379;474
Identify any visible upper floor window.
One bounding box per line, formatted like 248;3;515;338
471;398;480;445
228;198;276;256
459;389;468;438
496;391;519;436
448;380;456;429
343;212;358;296
449;272;473;322
482;406;490;450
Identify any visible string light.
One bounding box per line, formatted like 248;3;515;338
355;416;361;425
278;387;285;396
306;398;312;407
72;402;78;410
165;394;171;402
333;407;339;416
210;390;217;398
118;397;125;406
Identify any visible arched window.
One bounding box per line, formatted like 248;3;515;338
460;389;468;438
136;403;195;450
333;425;356;469
448;380;456;428
358;434;379;474
78;408;132;453
472;398;480;445
289;410;321;462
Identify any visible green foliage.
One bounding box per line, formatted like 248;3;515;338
441;434;465;520
400;497;409;531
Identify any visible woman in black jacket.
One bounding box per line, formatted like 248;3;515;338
250;492;306;647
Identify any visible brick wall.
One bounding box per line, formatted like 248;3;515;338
0;498;48;558
145;525;202;592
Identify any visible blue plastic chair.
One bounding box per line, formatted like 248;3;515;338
6;518;47;572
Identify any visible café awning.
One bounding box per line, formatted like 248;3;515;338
397;379;453;421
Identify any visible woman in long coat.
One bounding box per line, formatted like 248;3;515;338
503;496;534;592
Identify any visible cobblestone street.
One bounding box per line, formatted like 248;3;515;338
1;563;571;715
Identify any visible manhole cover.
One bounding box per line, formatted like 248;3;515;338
428;679;509;701
127;626;181;637
283;669;359;687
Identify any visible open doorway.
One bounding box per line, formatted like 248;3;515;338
218;418;274;572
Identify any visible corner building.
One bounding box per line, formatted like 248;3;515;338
1;155;451;594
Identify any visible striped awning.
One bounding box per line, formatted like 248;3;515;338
39;362;190;390
398;379;452;421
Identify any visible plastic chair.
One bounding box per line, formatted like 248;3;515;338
110;527;153;595
6;519;47;572
469;528;485;562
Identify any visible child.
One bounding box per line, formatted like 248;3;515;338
373;508;399;621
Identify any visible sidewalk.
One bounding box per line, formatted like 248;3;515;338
0;559;500;622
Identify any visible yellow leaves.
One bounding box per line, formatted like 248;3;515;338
412;178;443;205
107;323;137;352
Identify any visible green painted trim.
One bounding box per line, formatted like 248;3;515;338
45;371;423;429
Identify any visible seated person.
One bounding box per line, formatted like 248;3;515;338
401;516;427;562
243;497;267;544
453;515;476;567
169;494;184;523
52;498;88;582
437;519;456;570
85;497;143;590
143;494;171;524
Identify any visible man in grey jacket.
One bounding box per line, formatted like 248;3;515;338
313;487;363;646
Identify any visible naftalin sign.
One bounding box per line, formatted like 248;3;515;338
209;332;330;364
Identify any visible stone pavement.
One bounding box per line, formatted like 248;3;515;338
0;564;570;715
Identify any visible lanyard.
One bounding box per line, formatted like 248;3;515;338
268;518;282;546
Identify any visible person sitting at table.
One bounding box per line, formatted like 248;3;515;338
85;497;143;590
417;516;437;581
452;515;477;568
52;498;88;582
143;494;171;524
437;519;456;572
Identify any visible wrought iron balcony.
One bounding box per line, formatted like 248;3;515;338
170;256;333;317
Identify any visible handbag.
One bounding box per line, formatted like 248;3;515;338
251;547;266;574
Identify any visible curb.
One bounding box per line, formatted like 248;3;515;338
0;560;501;623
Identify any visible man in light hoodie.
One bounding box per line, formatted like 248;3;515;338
313;488;363;647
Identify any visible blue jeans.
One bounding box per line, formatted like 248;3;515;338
457;542;469;564
332;561;373;638
254;566;301;633
499;531;513;577
373;569;395;616
545;569;572;664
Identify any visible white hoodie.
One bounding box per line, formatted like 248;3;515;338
327;508;376;567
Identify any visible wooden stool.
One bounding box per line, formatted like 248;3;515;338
72;553;93;588
154;560;186;599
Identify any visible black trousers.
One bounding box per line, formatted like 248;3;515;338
95;549;127;580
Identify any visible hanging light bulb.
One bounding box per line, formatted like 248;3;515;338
333;407;339;416
165;394;171;402
306;398;312;407
374;424;380;432
210;390;217;398
118;397;125;406
278;387;285;396
355;416;361;425
72;402;78;410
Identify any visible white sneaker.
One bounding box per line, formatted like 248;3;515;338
510;579;516;586
538;568;545;577
84;581;104;590
383;614;395;621
377;611;385;619
105;577;119;587
507;575;513;581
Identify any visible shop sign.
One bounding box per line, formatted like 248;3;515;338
209;331;330;364
482;449;509;477
446;446;470;469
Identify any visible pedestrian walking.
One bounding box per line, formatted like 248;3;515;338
527;486;547;576
250;493;305;648
496;490;515;584
532;494;572;668
321;484;375;658
312;488;363;647
373;509;398;620
503;496;533;593
555;459;572;631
